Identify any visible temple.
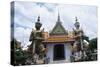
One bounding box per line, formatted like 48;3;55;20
28;12;89;64
42;13;75;63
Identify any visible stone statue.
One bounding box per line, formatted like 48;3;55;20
73;17;83;51
29;16;45;63
72;17;89;61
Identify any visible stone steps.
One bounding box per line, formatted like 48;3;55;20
50;60;68;64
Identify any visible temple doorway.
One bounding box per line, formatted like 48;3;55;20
53;44;65;60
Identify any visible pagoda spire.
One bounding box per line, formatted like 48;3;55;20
50;10;68;35
57;11;60;22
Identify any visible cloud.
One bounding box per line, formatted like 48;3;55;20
14;27;32;47
12;2;97;48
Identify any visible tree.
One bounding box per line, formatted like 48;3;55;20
89;38;97;52
89;38;97;61
11;38;27;65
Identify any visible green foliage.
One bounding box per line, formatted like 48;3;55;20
11;38;28;65
89;38;97;52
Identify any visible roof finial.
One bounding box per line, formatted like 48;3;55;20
58;10;60;22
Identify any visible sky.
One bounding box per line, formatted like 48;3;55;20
11;1;98;49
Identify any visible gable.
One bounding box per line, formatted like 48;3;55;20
50;22;68;35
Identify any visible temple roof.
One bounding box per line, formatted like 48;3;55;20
50;13;68;35
42;14;77;43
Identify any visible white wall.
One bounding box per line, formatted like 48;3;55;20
46;44;54;63
64;43;71;62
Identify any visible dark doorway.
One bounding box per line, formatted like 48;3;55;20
53;44;65;60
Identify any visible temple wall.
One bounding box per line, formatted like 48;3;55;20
46;44;54;63
64;43;71;62
46;43;72;63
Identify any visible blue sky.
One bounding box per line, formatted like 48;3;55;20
12;1;97;49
